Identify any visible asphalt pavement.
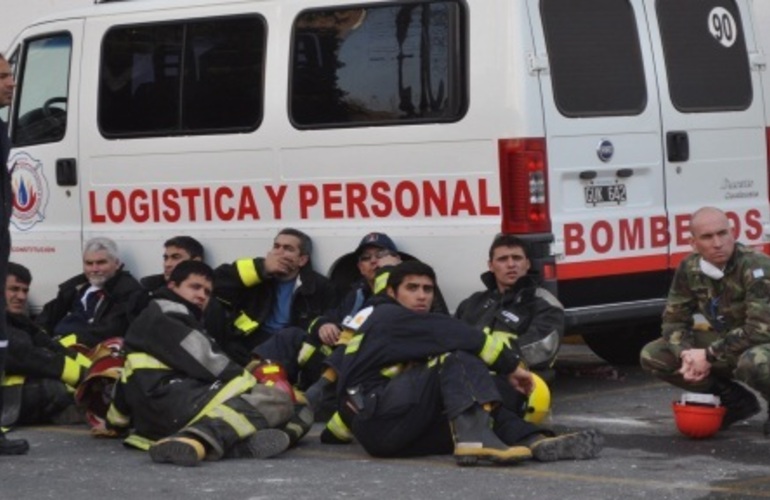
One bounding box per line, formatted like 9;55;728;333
2;344;769;500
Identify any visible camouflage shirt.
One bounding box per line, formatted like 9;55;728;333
662;243;770;360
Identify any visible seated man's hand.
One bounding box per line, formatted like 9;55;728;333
507;365;534;396
318;323;341;346
679;348;710;383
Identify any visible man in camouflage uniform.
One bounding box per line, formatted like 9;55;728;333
640;206;770;433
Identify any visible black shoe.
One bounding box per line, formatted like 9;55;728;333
227;429;290;459
528;430;604;462
0;434;30;455
714;381;761;430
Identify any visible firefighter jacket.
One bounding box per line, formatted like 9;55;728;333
108;288;258;441
455;273;564;369
337;296;522;397
36;268;143;348
214;257;337;362
6;313;70;380
133;274;231;349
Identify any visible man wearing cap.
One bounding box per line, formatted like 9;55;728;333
214;228;337;366
250;233;401;399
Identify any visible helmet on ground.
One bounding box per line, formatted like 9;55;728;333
524;372;551;424
249;359;296;403
672;394;726;439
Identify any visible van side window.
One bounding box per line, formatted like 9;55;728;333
99;15;265;137
541;0;647;117
657;0;751;112
12;34;72;146
290;1;467;128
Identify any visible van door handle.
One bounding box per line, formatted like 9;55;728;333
616;168;633;178
666;131;689;162
56;158;77;186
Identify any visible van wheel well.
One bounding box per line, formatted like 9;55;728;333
580;320;661;366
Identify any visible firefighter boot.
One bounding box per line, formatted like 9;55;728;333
527;429;604;462
0;431;29;455
712;380;760;430
282;403;314;447
451;404;532;466
227;429;291;459
149;435;206;467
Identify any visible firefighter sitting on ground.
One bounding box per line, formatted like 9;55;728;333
105;261;309;466
455;234;563;378
326;260;603;465
1;262;89;427
213;228;338;365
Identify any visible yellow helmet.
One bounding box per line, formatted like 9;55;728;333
524;373;551;424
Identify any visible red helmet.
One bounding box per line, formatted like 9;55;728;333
250;360;296;403
672;401;726;439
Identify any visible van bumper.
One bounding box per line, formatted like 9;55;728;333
564;298;666;329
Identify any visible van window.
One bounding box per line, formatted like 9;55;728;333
12;34;72;146
99;15;265;137
290;1;466;128
541;0;647;117
656;0;751;112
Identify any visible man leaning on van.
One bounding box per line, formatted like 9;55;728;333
36;237;143;349
214;228;337;366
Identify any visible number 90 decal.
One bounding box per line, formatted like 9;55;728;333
709;7;737;48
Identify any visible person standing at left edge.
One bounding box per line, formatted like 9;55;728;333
0;53;30;454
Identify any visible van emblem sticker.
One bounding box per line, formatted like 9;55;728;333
709;7;737;48
597;140;614;163
9;152;50;231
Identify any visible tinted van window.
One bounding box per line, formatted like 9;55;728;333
541;0;647;117
657;0;751;112
290;1;466;128
99;16;265;137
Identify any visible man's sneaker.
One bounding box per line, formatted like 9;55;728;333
528;429;604;462
149;436;205;466
0;434;29;455
716;381;761;430
228;429;290;459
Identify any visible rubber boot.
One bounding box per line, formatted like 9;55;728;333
527;429;604;462
451;404;532;466
149;435;206;466
712;380;760;430
226;429;290;459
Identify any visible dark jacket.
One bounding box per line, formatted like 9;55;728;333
109;288;255;440
35;268;143;347
214;257;338;364
5;313;67;380
455;273;564;370
337;296;522;397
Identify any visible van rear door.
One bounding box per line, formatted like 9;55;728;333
648;0;767;265
530;0;670;321
8;20;84;305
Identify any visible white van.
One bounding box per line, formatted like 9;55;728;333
3;0;768;364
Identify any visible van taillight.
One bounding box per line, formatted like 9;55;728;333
498;138;550;233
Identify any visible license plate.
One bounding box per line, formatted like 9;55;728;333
584;183;627;206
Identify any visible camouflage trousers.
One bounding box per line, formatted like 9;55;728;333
640;330;770;398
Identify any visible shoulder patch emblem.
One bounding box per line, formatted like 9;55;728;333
342;306;375;331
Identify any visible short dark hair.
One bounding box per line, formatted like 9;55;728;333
168;260;214;286
277;228;313;257
164;235;205;260
7;262;31;285
387;260;436;290
488;234;530;261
